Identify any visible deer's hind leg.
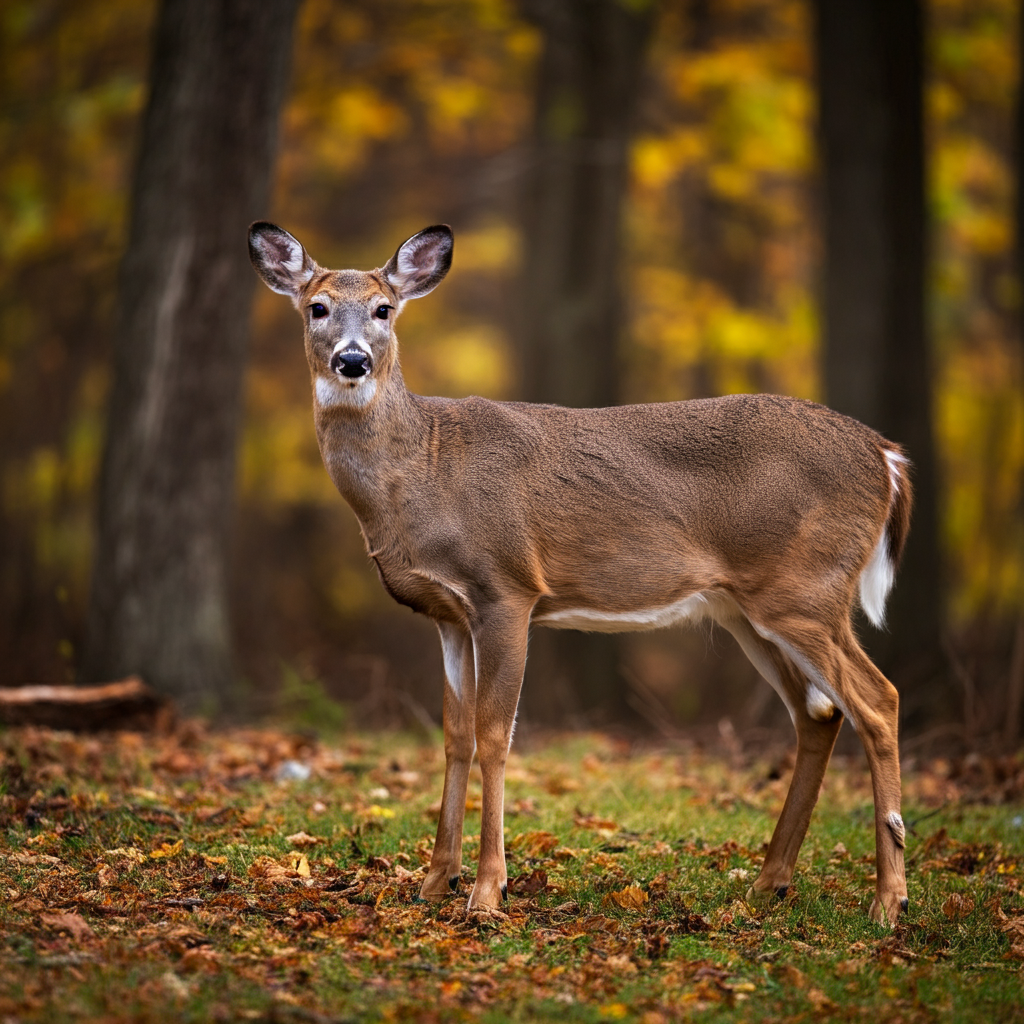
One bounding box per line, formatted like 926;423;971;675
734;615;907;926
832;632;907;926
724;615;844;902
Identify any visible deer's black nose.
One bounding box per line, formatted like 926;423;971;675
331;348;370;378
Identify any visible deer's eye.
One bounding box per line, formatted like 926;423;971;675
310;303;328;319
374;304;392;320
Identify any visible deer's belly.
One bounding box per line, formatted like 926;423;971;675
533;592;713;633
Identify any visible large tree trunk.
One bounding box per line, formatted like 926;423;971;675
515;0;655;727
81;0;299;714
815;0;946;719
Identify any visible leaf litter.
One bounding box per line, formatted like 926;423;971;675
1;723;1022;1022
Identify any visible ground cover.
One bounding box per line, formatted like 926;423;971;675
1;722;1023;1022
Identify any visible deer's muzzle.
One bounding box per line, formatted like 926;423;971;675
331;347;371;378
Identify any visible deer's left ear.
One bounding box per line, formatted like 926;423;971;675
248;222;317;304
383;225;453;301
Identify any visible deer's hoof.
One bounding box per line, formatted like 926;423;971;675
745;883;790;908
467;878;507;912
869;893;907;928
419;873;458;901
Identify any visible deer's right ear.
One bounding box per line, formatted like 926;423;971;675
248;222;317;303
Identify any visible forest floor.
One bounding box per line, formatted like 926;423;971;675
1;720;1023;1023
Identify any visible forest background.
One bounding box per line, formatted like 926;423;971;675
1;0;1021;750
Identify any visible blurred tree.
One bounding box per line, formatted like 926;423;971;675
80;0;299;713
515;0;656;726
815;0;946;717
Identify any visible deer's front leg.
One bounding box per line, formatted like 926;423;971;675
420;622;476;900
466;603;530;911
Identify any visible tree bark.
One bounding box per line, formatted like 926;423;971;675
515;0;656;726
815;0;946;716
81;0;299;714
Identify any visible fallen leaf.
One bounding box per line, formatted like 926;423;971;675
510;831;560;858
239;803;265;827
40;911;94;943
609;885;648;911
942;893;976;919
11;852;60;866
150;840;184;860
776;963;806;988
511;868;548;894
96;863;118;888
285;851;311;877
104;846;147;864
807;987;835;1011
574;812;619;832
285;831;322;847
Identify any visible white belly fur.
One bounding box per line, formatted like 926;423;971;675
534;593;711;633
535;591;837;723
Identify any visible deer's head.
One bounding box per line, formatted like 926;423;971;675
248;222;453;411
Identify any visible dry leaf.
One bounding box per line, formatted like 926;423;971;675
104;846;147;864
942;892;976;919
239;803;265;827
511;868;548;895
574;812;619;832
807;987;835;1011
12;852;60;866
510;831;560;858
290;852;311;877
40;911;95;943
609;885;648;911
776;963;806;989
96;863;118;888
150;840;184;860
285;831;322;847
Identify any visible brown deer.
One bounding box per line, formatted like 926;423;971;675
248;221;912;926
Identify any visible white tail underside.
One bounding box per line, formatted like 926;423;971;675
858;449;906;629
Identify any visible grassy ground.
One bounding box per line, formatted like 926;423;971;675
1;722;1022;1023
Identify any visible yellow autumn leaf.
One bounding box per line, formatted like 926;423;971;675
104;847;147;864
149;840;184;860
285;851;311;877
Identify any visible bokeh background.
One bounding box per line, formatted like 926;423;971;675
1;0;1021;747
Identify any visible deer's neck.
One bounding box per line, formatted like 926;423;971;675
313;368;428;523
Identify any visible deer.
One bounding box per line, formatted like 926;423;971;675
248;220;912;927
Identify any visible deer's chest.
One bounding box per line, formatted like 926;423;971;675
368;546;470;625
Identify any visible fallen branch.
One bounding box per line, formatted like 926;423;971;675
0;677;171;731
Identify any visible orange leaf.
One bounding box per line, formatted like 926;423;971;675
609;885;648;911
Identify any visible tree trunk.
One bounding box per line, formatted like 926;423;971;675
815;0;946;719
81;0;299;715
515;0;656;727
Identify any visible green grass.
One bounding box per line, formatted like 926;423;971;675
1;725;1022;1022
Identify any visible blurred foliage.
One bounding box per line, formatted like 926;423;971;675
278;662;349;732
0;0;1021;706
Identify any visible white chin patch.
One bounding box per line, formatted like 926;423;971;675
315;374;377;409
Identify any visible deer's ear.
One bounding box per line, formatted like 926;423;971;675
248;222;317;302
383;225;453;301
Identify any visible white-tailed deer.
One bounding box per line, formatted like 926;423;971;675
249;221;912;926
